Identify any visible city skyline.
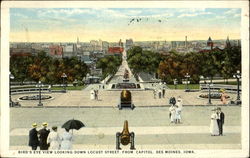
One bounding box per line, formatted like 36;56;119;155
10;8;241;42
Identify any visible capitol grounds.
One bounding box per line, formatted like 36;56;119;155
9;86;241;150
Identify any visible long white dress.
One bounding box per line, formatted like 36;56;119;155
90;90;95;100
210;113;219;135
175;107;182;120
169;106;176;122
47;131;61;150
60;131;73;150
176;99;183;110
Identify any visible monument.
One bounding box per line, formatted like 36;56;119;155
118;90;135;110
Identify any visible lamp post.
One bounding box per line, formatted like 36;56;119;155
207;80;213;105
9;73;15;107
185;73;190;92
174;79;178;89
61;73;67;93
233;70;241;102
37;81;43;106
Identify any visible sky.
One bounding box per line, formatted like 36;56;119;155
10;8;241;42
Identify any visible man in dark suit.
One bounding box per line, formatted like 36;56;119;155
217;107;225;136
38;122;50;150
28;123;39;150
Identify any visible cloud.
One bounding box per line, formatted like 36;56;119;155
224;8;240;15
178;8;206;13
177;11;212;18
10;13;29;19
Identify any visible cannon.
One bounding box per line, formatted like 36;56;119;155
118;90;135;110
116;120;135;150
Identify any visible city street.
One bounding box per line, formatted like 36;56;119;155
10;106;241;150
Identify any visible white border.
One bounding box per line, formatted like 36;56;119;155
1;1;249;158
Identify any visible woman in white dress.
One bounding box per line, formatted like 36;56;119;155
60;129;73;150
169;105;176;123
210;109;219;136
175;105;182;124
90;89;95;100
47;126;61;150
176;97;183;110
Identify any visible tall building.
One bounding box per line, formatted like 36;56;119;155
185;36;187;48
207;36;214;49
225;36;231;48
125;38;134;49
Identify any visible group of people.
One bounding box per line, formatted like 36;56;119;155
90;89;99;100
168;96;183;124
29;122;73;150
210;107;225;136
153;88;166;99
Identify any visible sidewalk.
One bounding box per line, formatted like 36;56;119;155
11;90;238;107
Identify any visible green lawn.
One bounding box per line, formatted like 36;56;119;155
213;81;240;85
167;84;200;89
51;85;85;90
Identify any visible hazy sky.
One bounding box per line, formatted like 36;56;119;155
10;8;241;42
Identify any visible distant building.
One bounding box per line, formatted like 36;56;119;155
125;39;133;49
49;45;63;58
207;36;214;49
63;44;77;58
10;48;36;57
108;47;124;54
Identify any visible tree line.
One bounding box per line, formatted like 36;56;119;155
10;51;89;84
127;45;241;84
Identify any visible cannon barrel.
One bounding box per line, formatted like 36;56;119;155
120;120;130;145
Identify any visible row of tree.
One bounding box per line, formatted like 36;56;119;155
96;55;122;79
10;52;89;84
127;45;241;84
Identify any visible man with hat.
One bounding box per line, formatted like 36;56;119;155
217;107;225;136
28;123;39;150
38;122;50;150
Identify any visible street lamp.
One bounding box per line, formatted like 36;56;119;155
174;79;178;89
206;80;213;105
233;70;241;103
9;72;15;107
36;81;43;106
185;73;190;92
61;73;67;92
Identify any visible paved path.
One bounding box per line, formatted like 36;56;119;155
12;90;238;107
10;126;241;150
10;126;240;136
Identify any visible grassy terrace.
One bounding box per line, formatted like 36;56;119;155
11;85;86;90
51;85;85;90
167;84;200;89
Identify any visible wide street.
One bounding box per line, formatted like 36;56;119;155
10;106;241;150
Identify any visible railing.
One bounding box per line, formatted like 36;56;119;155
200;84;241;93
11;88;50;94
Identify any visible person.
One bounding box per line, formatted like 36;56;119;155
47;126;61;150
95;89;99;100
60;128;73;150
158;89;162;99
28;123;39;150
221;91;228;105
38;122;50;150
90;89;95;100
217;107;225;136
176;96;183;110
175;105;182;124
169;105;176;123
162;88;166;98
169;97;176;106
210;108;219;136
153;89;157;99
